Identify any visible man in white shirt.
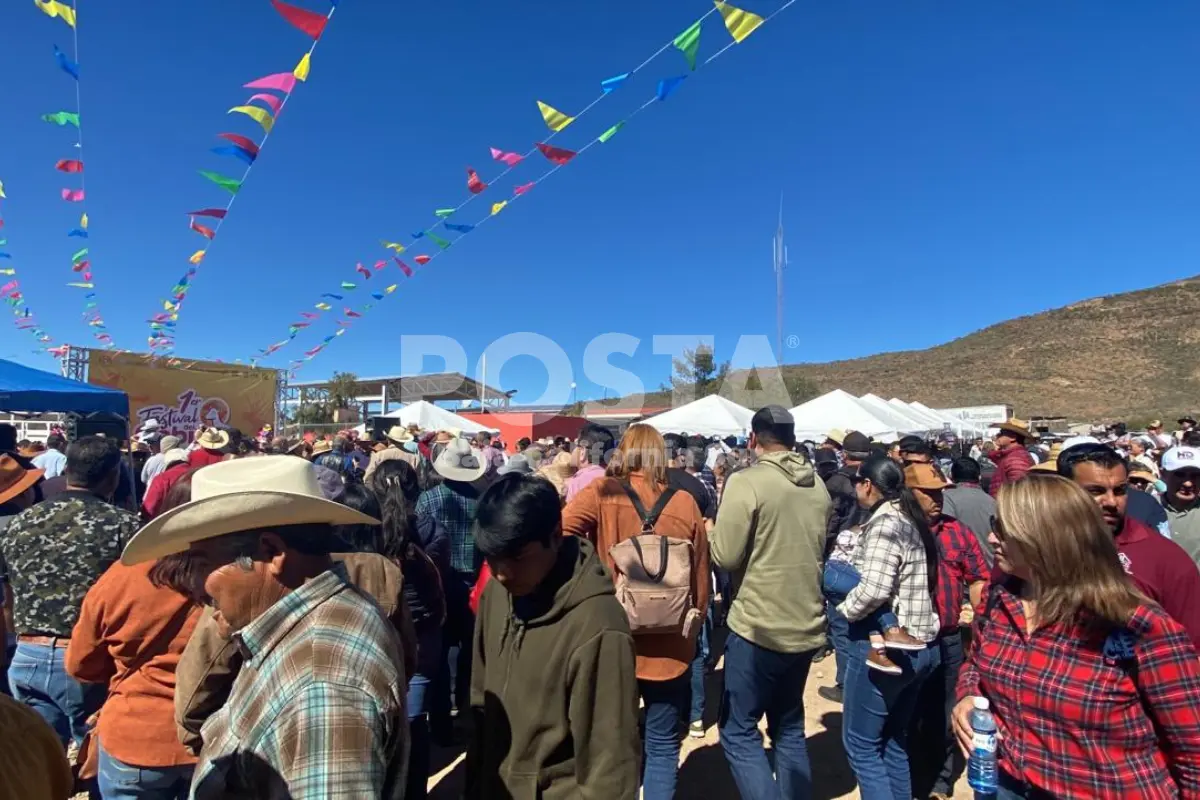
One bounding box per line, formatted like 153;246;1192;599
31;433;67;479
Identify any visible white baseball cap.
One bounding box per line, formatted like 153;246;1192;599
1162;446;1200;473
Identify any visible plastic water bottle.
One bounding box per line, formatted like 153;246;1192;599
967;696;998;796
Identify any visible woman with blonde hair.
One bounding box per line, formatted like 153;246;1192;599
562;423;709;800
954;475;1200;799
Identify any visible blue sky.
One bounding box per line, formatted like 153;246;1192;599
1;1;1198;405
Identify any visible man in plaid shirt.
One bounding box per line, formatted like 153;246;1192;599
903;463;989;800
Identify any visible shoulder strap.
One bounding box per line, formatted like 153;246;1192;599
620;482;678;533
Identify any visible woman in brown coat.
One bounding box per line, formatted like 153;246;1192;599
562;423;709;800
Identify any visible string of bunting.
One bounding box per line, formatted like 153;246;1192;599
146;0;338;355
252;0;785;375
35;0;115;350
0;180;66;356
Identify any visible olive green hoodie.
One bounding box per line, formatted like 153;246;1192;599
711;450;831;653
465;536;640;800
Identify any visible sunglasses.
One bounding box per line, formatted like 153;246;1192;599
1129;477;1152;488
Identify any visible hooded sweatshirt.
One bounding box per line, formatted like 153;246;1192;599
710;450;831;653
466;536;640;800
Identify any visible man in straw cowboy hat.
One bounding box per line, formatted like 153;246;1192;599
415;435;489;744
119;456;410;798
986;418;1035;497
364;424;422;482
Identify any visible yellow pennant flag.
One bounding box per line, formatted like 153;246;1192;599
315;302;331;311
714;1;764;43
385;284;397;294
0;270;15;276
34;0;76;28
80;212;88;230
0;180;6;199
228;105;274;134
335;328;346;336
294;52;311;82
382;241;405;253
491;201;507;215
189;250;206;265
537;101;575;132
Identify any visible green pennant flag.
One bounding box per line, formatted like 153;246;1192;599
341;281;356;290
598;122;626;143
434;209;455;218
71;247;88;263
426;232;451;250
198;170;242;195
674;20;702;70
43;111;80;127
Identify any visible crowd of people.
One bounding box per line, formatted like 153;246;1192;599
0;404;1198;799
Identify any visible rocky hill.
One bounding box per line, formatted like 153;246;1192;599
773;275;1200;421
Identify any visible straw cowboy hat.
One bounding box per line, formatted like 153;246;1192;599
309;439;334;457
197;428;230;451
993;418;1034;441
385;425;414;444
121;456;379;565
1030;441;1065;472
825;429;847;446
433;438;487;482
0;455;43;506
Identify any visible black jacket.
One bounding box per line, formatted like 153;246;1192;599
823;463;865;548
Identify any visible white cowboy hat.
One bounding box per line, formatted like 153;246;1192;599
385;425;413;444
121;456;379;565
141;419;161;431
433;438;487;482
197;428;230;451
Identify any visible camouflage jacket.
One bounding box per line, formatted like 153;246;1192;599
0;489;139;637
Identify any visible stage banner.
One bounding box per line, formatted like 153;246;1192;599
86;350;277;437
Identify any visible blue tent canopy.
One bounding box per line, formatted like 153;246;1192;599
0;358;127;416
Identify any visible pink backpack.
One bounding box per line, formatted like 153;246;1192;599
608;484;695;635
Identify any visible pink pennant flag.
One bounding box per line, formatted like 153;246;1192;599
394;258;413;277
72;260;89;273
300;311;319;319
188;208;228;219
514;182;535;196
83;270;92;281
490;147;524;167
344;308;363;318
247;93;284;114
414;255;431;265
355;263;371;279
305;346;322;357
373;260;387;271
466;168;488;195
244;72;297;93
0;281;18;297
61;188;85;202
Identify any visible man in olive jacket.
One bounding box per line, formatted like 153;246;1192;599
466;473;640;799
710;405;831;799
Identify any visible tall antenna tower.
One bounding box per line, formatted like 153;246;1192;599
773;193;788;364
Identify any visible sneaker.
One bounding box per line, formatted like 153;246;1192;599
883;627;926;651
817;684;844;704
688;721;705;739
866;648;903;675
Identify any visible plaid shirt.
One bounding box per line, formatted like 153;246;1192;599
191;565;409;800
958;578;1200;798
932;517;989;635
838;501;940;641
416;482;480;575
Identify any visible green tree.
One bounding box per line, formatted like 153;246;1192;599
327;372;360;410
665;345;730;399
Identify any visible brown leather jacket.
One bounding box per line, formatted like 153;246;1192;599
173;552;417;754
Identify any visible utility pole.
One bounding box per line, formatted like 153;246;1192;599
773;193;788;364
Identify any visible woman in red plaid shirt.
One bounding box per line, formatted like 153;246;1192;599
953;475;1200;799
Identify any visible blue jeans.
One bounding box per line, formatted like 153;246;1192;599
689;602;713;725
640;676;689;800
823;560;899;631
826;598;852;687
8;642;105;746
406;672;432;800
842;636;941;800
718;631;815;799
98;746;193;800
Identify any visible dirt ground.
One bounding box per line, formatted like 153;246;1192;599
427;647;974;799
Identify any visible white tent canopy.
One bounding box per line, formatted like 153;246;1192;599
858;394;931;436
887;398;947;431
909;400;984;438
378;400;498;434
789;389;900;443
646;395;754;438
